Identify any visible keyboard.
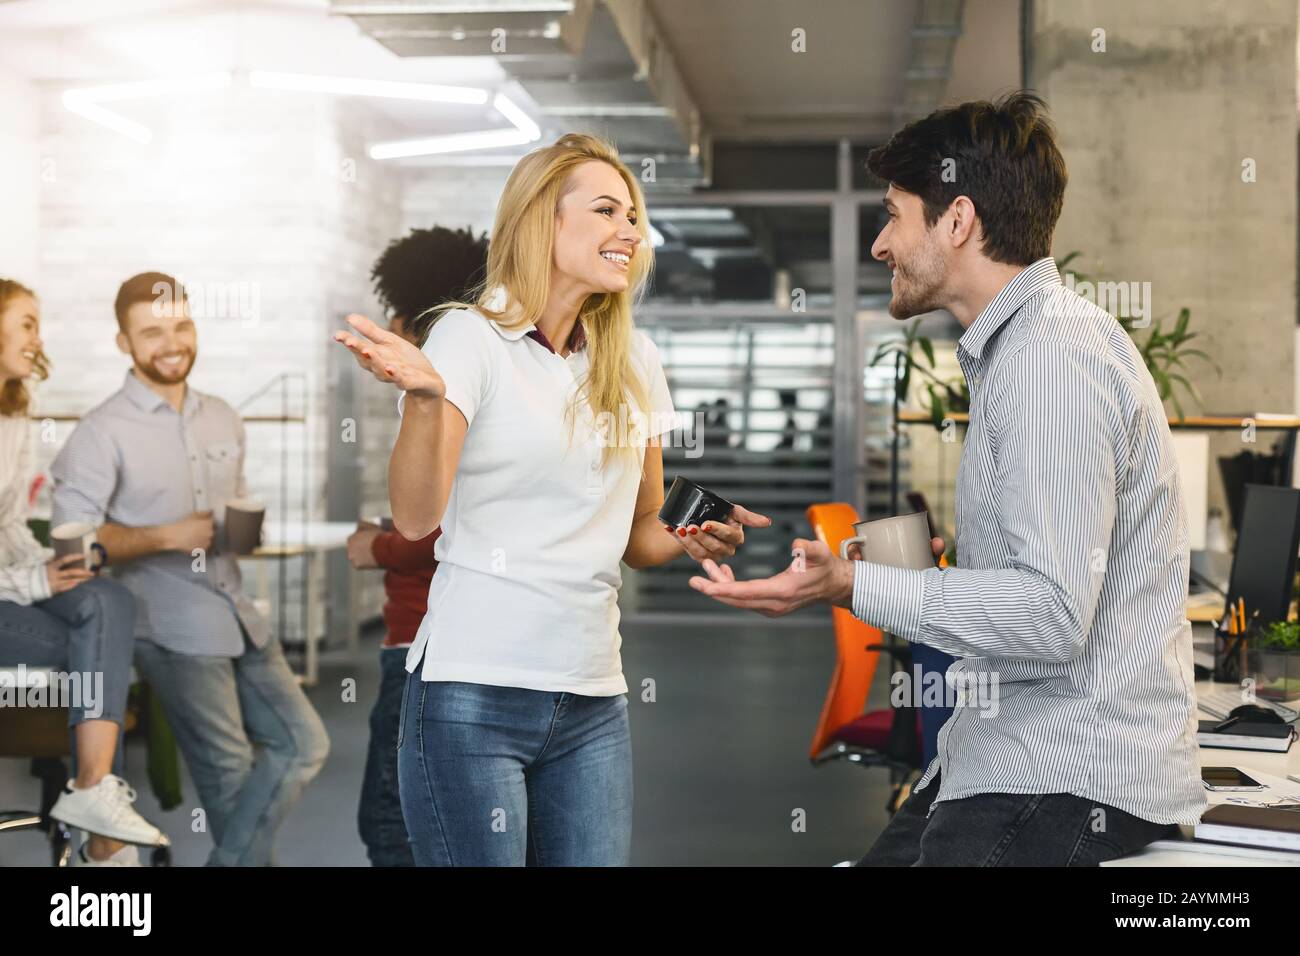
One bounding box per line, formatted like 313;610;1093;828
1196;687;1300;723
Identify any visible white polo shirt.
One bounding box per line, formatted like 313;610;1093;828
398;302;676;696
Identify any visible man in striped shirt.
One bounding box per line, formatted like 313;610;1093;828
690;92;1205;865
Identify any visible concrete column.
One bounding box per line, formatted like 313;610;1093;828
1027;0;1297;516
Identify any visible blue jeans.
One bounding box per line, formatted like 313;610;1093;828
397;676;633;866
0;578;137;776
358;647;414;866
134;633;330;867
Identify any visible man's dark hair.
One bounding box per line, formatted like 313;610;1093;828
866;91;1067;266
114;271;186;332
371;226;489;344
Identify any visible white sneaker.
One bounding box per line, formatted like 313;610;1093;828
76;842;141;867
50;774;169;847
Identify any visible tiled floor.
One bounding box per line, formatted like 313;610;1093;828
0;619;894;866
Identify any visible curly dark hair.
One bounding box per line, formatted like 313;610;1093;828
370;226;489;345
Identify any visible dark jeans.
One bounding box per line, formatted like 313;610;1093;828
858;772;1180;866
358;647;414;867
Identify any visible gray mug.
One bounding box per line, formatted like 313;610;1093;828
839;511;934;570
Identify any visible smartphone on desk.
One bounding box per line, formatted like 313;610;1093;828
1201;767;1266;792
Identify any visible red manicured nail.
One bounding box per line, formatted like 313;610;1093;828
689;527;698;535
703;523;712;532
677;527;687;537
664;525;673;532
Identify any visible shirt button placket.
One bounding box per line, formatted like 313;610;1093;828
184;423;215;580
185;425;205;512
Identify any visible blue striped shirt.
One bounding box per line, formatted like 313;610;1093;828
852;257;1205;825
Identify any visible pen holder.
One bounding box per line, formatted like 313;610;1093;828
1213;622;1254;685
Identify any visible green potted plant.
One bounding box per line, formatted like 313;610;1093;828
868;318;969;430
1249;620;1300;700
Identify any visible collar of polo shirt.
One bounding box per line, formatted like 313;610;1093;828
479;285;588;355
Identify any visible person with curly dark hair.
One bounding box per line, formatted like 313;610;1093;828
369;225;489;347
348;225;488;866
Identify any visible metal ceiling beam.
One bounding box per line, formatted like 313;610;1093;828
601;0;708;178
329;0;709;184
898;0;965;122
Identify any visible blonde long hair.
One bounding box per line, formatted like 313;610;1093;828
442;133;654;465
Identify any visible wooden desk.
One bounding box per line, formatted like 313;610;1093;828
1186;599;1226;624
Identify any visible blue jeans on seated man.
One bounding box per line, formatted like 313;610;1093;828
857;771;1180;866
134;632;330;867
397;673;633;866
0;577;137;777
358;646;414;866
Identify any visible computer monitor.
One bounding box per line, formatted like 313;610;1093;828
1225;484;1300;624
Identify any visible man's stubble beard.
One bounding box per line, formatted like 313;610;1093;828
134;349;196;386
888;239;947;320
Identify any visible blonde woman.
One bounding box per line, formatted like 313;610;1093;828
0;279;165;865
334;134;769;866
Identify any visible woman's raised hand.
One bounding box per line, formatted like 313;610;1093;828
333;314;445;400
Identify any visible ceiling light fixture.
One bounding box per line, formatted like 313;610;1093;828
61;72;539;158
61;72;233;143
368;92;540;159
247;71;488;105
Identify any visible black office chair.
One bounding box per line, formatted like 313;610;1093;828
0;666;78;865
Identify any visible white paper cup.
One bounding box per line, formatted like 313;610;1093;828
50;521;105;571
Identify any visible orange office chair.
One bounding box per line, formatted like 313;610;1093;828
805;502;923;812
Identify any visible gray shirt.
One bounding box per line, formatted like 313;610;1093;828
852;257;1205;826
51;370;267;657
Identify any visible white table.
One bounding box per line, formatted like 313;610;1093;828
242;521;362;686
1102;679;1300;867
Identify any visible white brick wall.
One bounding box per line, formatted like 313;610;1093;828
0;66;39;281
27;83;409;644
19;82;517;645
401;163;509;238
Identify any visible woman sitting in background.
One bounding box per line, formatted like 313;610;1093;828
0;278;165;866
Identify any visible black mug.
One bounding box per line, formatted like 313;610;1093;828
659;476;734;530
